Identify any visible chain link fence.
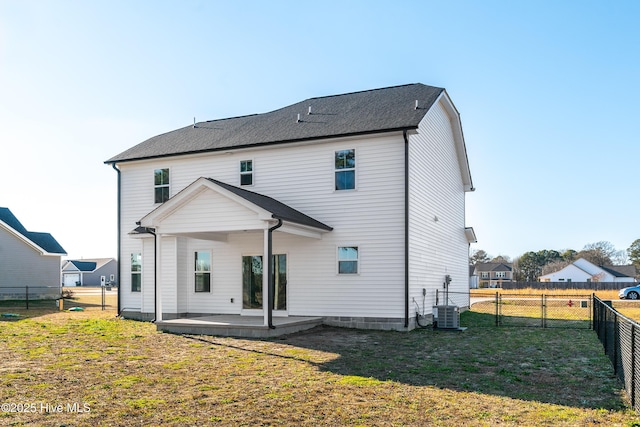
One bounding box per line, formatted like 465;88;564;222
470;292;593;329
0;286;60;309
593;295;640;412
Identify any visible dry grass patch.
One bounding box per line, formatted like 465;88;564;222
0;306;639;426
0;290;640;427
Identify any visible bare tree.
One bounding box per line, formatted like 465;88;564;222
541;260;571;276
491;255;512;263
469;249;490;265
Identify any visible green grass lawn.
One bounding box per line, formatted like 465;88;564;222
0;307;639;426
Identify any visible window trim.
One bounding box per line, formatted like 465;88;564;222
154;168;170;204
240;160;254;186
337;246;359;275
334;149;356;191
131;253;142;293
194;250;212;293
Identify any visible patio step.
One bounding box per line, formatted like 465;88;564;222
155;315;323;338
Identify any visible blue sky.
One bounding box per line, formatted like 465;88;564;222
1;0;638;261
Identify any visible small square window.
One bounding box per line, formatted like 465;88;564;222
338;246;358;274
240;160;253;186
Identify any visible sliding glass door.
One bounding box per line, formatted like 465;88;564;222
242;254;287;310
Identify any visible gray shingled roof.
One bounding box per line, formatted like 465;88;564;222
106;83;444;163
601;265;637;278
207;179;332;231
0;207;66;255
473;262;513;272
70;260;98;272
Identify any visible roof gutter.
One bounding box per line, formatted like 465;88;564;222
111;163;122;316
267;218;283;329
403;130;410;329
104;128;418;165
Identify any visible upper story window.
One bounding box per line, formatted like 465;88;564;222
335;149;355;190
481;272;489;279
240;160;253;186
131;253;141;292
338;246;359;274
495;271;506;278
154;168;170;203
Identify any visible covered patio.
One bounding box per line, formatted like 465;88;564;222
155;314;323;338
133;177;333;330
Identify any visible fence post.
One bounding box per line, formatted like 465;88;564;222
102;286;106;310
495;292;499;326
541;294;545;328
613;314;619;375
631;324;636;409
25;286;29;310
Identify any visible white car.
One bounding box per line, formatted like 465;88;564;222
619;285;640;300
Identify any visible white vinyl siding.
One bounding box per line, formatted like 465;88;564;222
118;133;406;319
408;97;470;313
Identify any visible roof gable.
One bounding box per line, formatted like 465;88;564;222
70;260;98;272
0;207;66;255
106;84;444;163
139;178;332;235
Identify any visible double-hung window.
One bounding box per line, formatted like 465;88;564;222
240;160;253;186
154;168;170;203
195;251;211;292
335;149;355;190
131;253;141;292
338;246;359;274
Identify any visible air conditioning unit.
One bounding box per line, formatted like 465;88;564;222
434;305;460;329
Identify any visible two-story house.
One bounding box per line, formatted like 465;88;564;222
105;83;475;333
472;262;513;288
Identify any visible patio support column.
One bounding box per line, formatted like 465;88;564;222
155;228;163;322
263;227;270;327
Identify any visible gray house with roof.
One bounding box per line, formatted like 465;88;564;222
0;207;66;299
471;262;513;288
106;83;475;332
61;258;117;287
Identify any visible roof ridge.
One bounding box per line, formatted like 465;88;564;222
307;83;424;101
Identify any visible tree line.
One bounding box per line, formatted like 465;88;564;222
470;240;640;282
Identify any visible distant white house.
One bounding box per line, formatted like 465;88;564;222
539;258;636;283
61;258;117;287
0;207;66;299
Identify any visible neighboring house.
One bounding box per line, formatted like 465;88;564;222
0;207;66;299
471;262;513;287
105;83;475;331
61;258;117;287
539;258;636;283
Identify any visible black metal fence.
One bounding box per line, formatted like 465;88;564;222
593;296;640;411
500;281;628;291
0;286;61;309
470;292;593;328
